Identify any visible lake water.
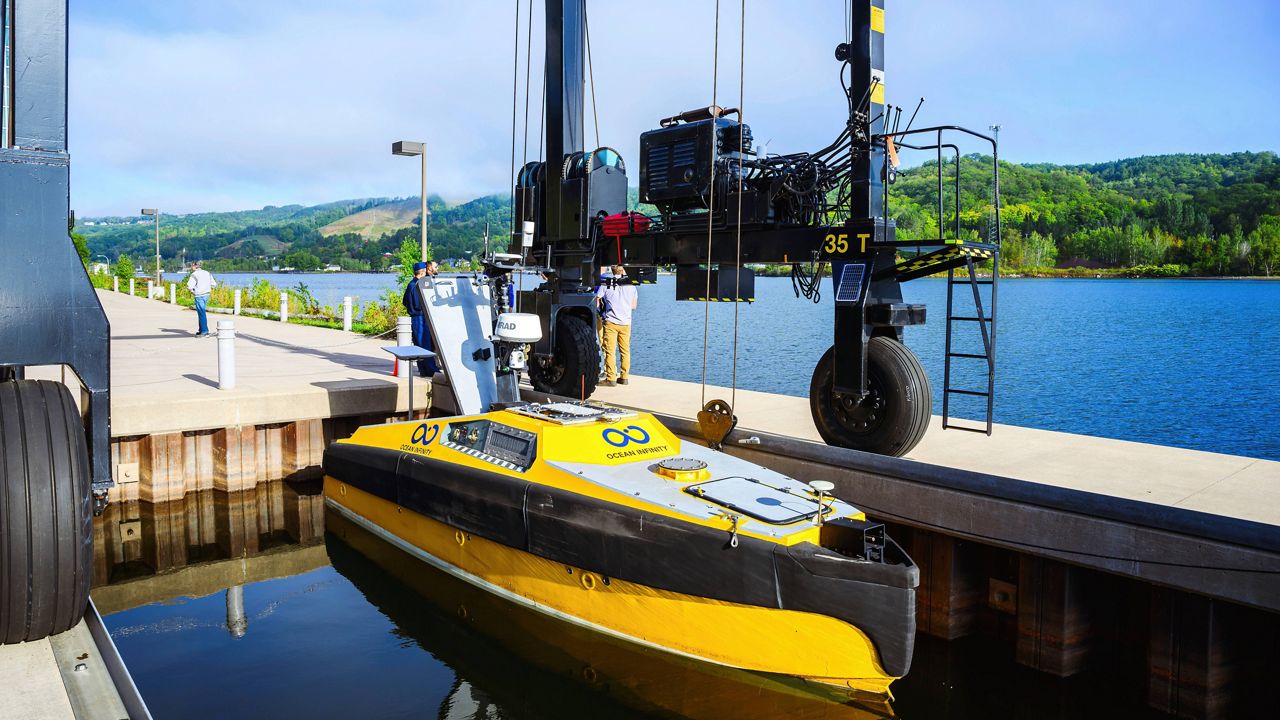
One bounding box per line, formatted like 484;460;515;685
96;275;1278;719
97;484;1157;720
171;272;1280;460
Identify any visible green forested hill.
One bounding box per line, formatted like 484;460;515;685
79;152;1280;275
890;151;1279;274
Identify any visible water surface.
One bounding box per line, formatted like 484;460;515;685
98;487;1159;719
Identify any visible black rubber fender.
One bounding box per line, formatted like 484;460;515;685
1;380;93;644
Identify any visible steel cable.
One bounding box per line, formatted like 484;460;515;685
508;0;521;237
700;0;721;406
730;0;746;411
585;3;601;151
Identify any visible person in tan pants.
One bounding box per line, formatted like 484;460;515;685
595;265;638;386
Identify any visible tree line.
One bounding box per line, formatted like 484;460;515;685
887;151;1279;275
79;152;1280;277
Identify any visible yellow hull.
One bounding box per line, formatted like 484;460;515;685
326;476;897;695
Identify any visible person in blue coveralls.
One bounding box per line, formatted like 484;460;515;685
402;260;440;377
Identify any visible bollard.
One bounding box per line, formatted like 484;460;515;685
147;280;153;299
343;296;353;332
280;292;289;323
129;278;135;296
169;283;176;304
233;288;241;316
112;276;119;293
218;320;236;390
396;316;412;377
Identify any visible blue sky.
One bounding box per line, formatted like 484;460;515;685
69;0;1280;216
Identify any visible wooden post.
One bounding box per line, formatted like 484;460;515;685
909;529;984;639
1148;590;1237;719
1016;556;1093;676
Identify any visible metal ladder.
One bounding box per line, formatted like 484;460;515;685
942;253;999;434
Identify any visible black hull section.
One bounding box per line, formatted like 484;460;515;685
325;442;918;676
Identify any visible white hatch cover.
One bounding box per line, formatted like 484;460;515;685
684;476;828;525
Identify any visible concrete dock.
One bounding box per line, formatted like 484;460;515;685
102;289;424;438
85;286;1280;523
10;284;1278;719
0;603;143;720
53;290;429;503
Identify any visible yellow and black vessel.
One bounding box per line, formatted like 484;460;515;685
323;399;918;695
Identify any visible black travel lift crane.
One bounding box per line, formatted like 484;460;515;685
1;0;112;643
504;0;1001;457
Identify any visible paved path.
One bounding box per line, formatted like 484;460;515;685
98;289;425;435
0;638;74;720
589;375;1280;527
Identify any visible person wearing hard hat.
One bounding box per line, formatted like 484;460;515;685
402;261;439;377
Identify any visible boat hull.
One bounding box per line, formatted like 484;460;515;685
325;472;911;695
325;509;897;720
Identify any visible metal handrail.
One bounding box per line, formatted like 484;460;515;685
876;124;1001;253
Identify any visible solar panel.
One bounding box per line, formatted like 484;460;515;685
836;263;867;304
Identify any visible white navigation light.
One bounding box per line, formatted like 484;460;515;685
494;313;542;344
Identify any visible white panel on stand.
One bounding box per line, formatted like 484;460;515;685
420;274;497;416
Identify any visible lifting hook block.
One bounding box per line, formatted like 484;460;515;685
698;399;738;450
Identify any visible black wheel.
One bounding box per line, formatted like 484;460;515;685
1;380;93;644
809;337;932;457
528;313;600;398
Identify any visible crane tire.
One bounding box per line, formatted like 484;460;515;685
1;380;93;644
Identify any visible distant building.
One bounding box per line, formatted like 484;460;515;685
89;262;109;274
323;264;342;272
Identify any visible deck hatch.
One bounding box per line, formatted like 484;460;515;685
683;476;827;525
507;401;636;425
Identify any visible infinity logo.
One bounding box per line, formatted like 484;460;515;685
411;423;439;446
602;425;650;448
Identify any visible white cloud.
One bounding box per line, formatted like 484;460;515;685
68;1;1279;216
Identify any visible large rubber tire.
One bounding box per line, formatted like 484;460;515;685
1;380;93;644
809;337;932;457
527;313;600;399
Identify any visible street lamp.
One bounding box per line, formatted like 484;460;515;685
391;141;429;262
140;208;160;281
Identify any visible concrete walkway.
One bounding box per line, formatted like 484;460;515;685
0;638;74;719
79;287;1280;527
589;375;1280;527
97;290;425;436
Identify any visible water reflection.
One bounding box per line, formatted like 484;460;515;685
92;484;1160;719
92;479;326;619
325;510;895;720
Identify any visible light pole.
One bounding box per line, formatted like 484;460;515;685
141;208;160;281
391;141;429;262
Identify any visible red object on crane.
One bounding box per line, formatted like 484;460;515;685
600;211;650;238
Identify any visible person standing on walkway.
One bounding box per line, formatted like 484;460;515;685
185;261;216;337
402;261;439;377
596;264;637;387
